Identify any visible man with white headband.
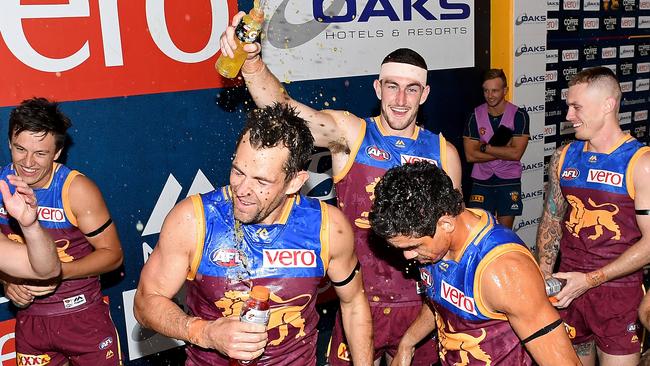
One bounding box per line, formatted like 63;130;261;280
220;14;461;366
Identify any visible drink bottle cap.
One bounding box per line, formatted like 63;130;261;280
249;7;265;22
250;285;270;301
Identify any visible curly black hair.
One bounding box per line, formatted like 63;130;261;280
370;161;463;239
9;97;71;151
236;103;314;180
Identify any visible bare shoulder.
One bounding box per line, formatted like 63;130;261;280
326;203;353;239
486;250;539;277
634;147;650;174
481;249;546;312
633;147;650;203
324;203;354;257
68;173;101;199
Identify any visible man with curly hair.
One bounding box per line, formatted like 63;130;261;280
370;162;579;365
135;103;372;366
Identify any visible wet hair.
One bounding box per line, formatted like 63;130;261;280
9;97;71;151
370;161;463;239
569;66;622;104
236;103;314;179
381;48;427;70
483;69;508;88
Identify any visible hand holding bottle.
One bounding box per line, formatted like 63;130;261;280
217;4;265;78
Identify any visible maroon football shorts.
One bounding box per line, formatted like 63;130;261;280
15;300;121;366
328;303;438;365
559;284;643;356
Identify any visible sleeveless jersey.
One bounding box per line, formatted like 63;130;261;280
0;163;102;315
334;117;446;305
558;136;649;286
421;209;534;365
185;187;329;366
471;102;522;180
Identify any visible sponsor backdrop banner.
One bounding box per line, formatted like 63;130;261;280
512;0;547;247
0;1;484;365
262;0;475;82
0;0;239;106
546;0;650;155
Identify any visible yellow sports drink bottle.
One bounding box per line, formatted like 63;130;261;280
216;5;264;78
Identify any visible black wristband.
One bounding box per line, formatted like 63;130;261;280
636;209;650;215
331;261;361;287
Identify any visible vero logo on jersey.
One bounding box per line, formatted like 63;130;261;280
441;280;477;315
263;249;317;268
561;168;580;180
366;146;391;161
37;206;65;223
210;248;243;268
587;169;623;187
400;154;438;165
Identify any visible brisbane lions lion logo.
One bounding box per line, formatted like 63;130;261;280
215;290;311;346
565;195;621;241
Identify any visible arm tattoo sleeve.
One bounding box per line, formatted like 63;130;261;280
536;148;568;272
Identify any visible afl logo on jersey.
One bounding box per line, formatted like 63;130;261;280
366;146;391;161
210;248;243;267
561;168;580;180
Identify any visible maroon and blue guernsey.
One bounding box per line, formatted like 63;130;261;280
0;163;102;315
185;187;329;366
558;135;650;286
334;117;447;305
421;209;535;365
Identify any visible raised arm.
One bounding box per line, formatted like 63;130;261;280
134;197;267;362
326;205;373;366
219;12;360;151
0;175;59;279
481;251;580;365
536;146;569;277
554;150;650;308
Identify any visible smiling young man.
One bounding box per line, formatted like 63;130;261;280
134;104;372;366
370;161;580;366
0;97;123;365
463;69;530;229
220;14;461;366
537;67;650;366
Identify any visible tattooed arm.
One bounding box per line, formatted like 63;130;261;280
535;146;569;278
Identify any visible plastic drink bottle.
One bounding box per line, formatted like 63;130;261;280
545;277;567;303
229;285;270;366
216;3;264;78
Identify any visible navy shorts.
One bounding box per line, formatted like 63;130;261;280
468;180;523;217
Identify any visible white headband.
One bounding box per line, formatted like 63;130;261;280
379;62;427;86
